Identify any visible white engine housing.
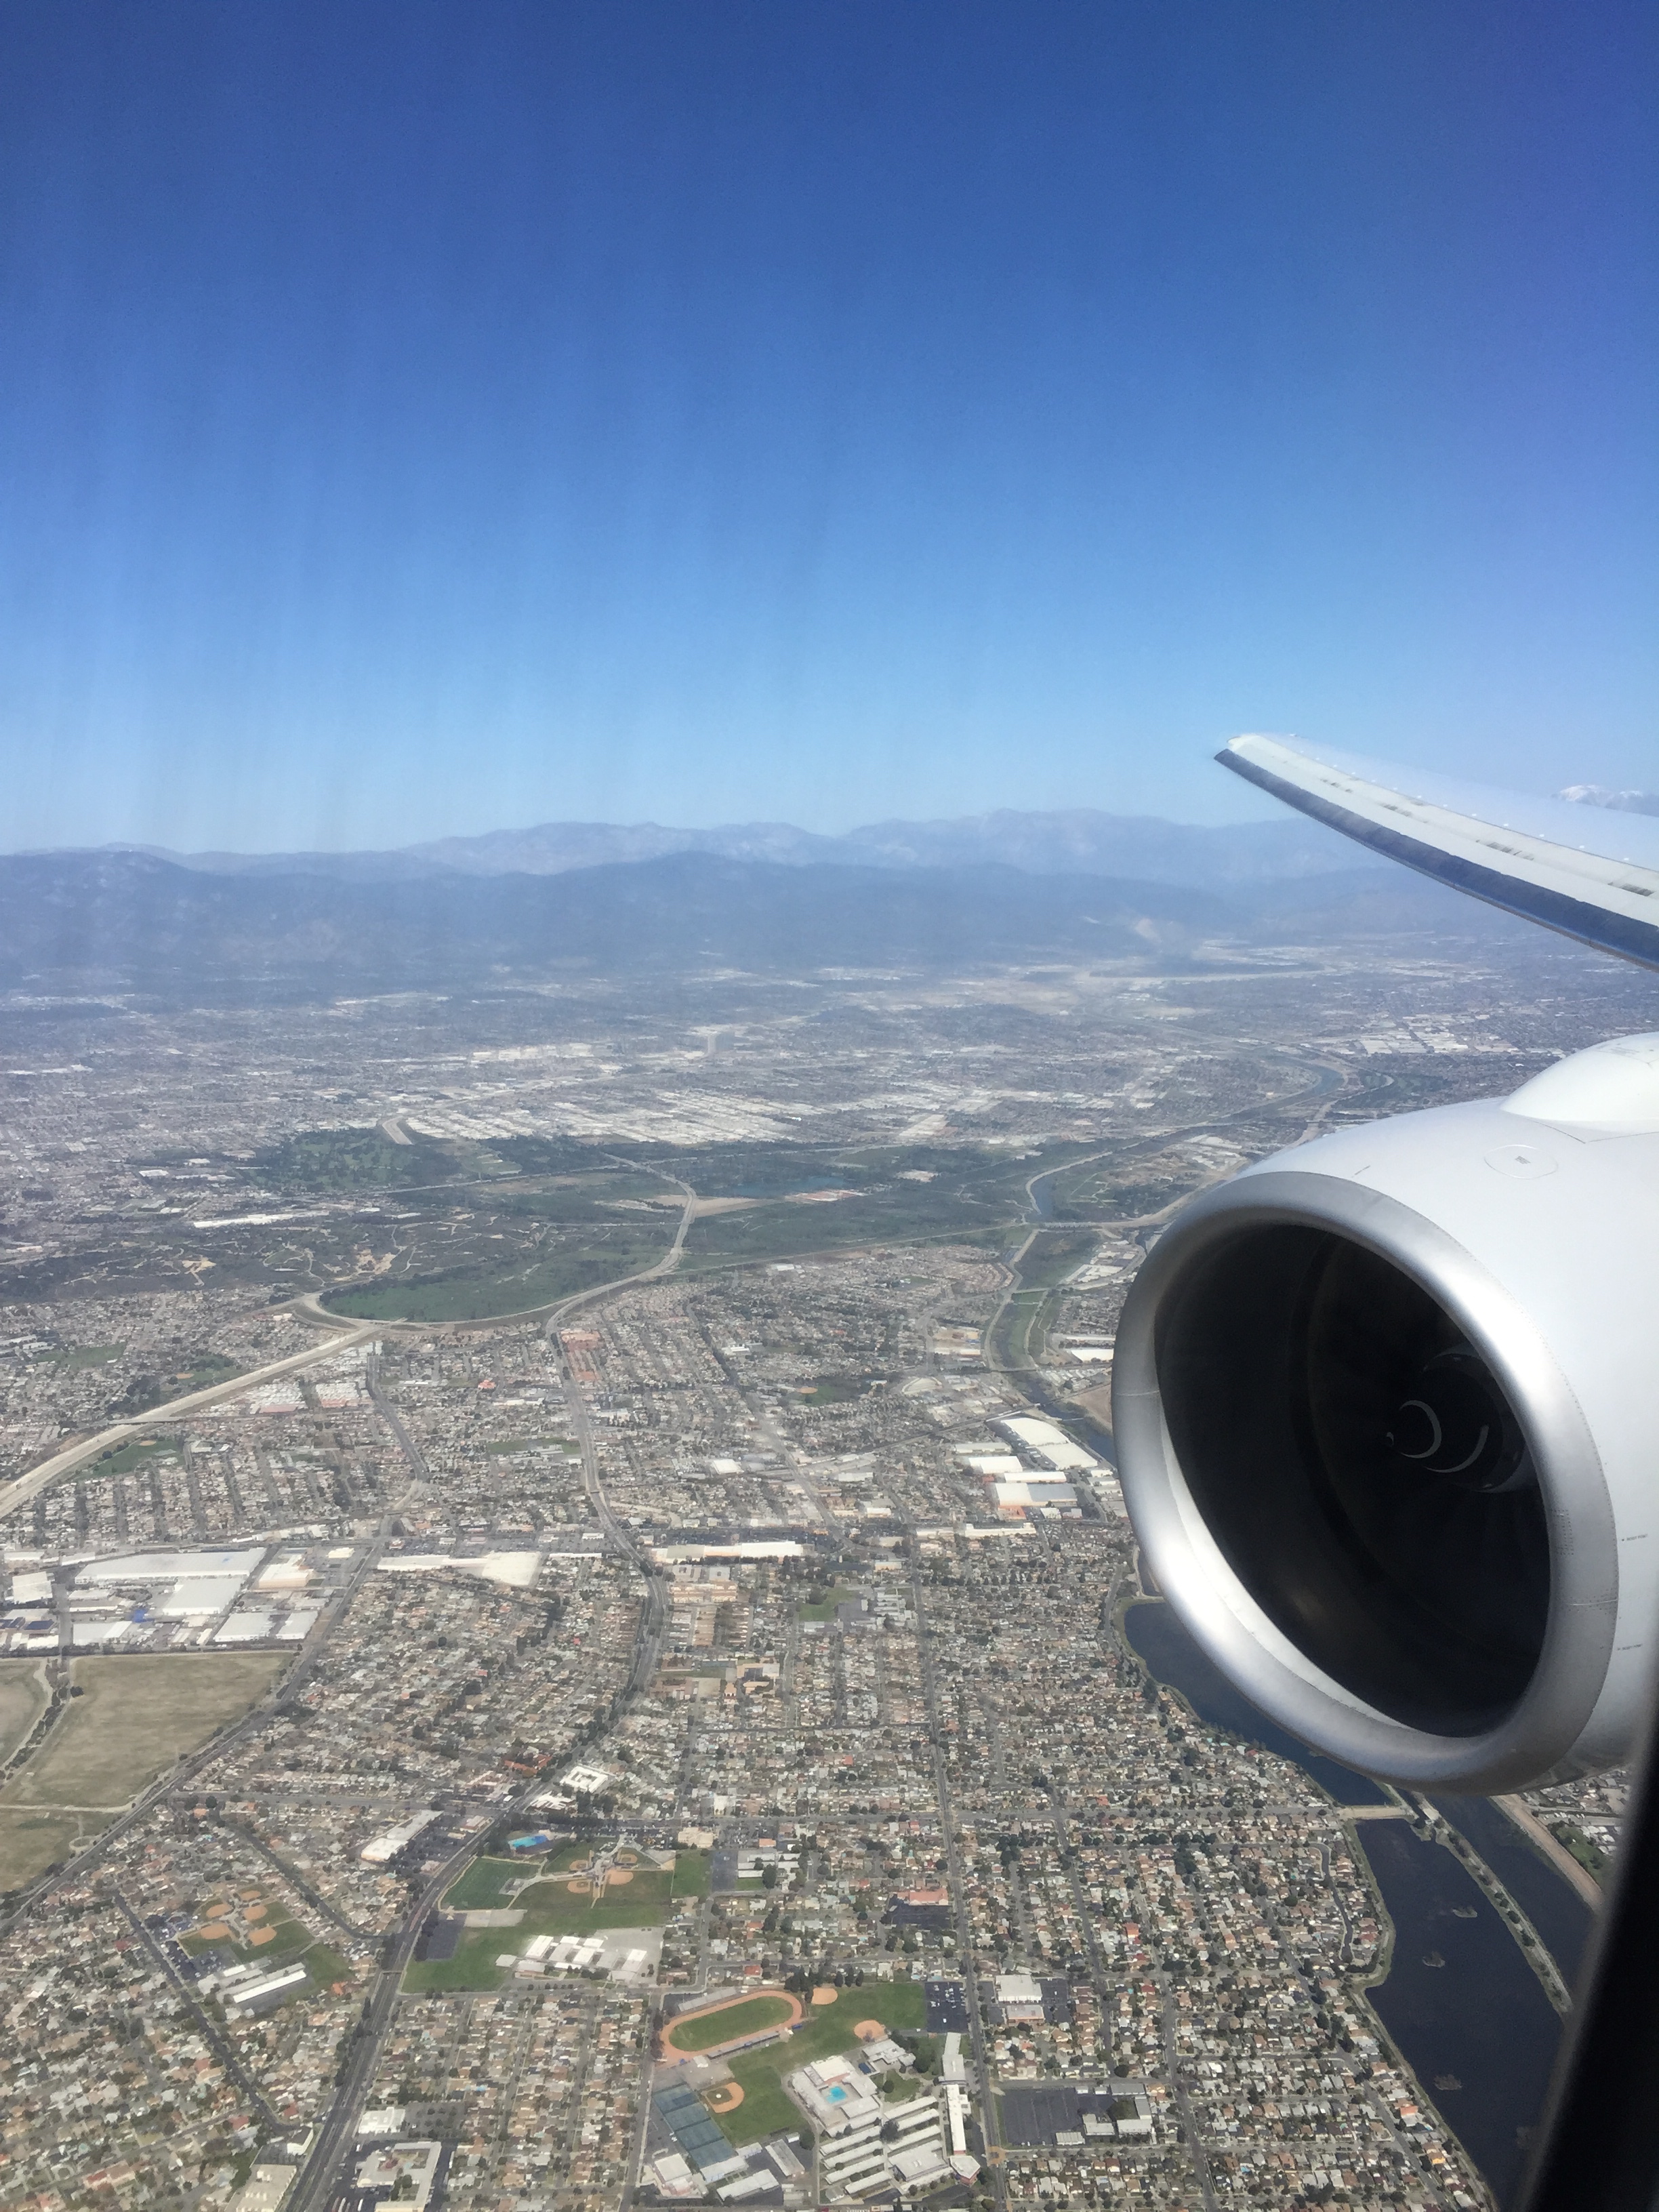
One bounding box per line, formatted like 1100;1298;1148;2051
1112;1035;1659;1792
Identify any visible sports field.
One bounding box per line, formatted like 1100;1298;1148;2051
715;1979;927;2145
0;1652;285;1892
408;1847;676;1992
509;1864;672;1933
663;1990;798;2055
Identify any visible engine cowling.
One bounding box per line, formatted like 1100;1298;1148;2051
1112;1034;1659;1793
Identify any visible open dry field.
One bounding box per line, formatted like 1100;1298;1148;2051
0;1651;286;1892
0;1662;51;1765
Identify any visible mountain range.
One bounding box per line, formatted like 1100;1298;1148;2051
121;805;1380;888
0;842;1517;1005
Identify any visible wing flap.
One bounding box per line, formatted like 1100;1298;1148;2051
1222;735;1659;970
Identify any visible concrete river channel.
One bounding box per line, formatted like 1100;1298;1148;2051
1124;1601;1593;2207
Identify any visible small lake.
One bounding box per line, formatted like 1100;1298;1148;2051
1124;1599;1580;2205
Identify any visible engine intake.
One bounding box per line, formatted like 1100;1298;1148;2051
1156;1223;1548;1738
1114;1040;1659;1792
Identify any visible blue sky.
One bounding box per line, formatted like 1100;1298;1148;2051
2;1;1653;850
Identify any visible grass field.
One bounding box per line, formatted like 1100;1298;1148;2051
1553;1822;1607;1884
413;1850;676;1991
5;1652;286;1810
663;1992;796;2054
0;1808;96;1895
717;1980;926;2145
797;1586;861;1623
442;1855;537;1908
183;1897;352;1993
715;2066;798;2143
510;1866;672;1933
0;1652;285;1890
0;1662;50;1765
403;1927;519;1994
325;1232;670;1323
87;1435;183;1478
671;1849;710;1898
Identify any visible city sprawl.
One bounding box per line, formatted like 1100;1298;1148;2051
0;926;1645;2212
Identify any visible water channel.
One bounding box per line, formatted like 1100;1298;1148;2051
1123;1599;1586;2206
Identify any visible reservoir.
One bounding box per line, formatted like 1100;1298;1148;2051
1124;1599;1582;2205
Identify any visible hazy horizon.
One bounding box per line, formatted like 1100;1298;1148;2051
4;3;1654;853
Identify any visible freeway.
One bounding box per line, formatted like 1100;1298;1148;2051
0;1318;378;1523
0;1172;694;1529
3;1178;700;2200
351;1165;699;1338
1021;1054;1345;1226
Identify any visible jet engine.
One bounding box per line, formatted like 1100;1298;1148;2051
1112;1034;1659;1793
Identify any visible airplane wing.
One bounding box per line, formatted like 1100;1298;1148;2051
1221;733;1659;970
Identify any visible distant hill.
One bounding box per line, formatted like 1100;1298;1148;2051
115;803;1384;889
0;845;1515;1004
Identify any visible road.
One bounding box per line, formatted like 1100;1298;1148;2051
1152;1971;1221;2212
114;1886;285;2133
1044;1777;1114;2053
3;1177;701;2199
1;1176;699;1530
1495;1793;1605;1911
557;1332;668;1704
1021;1054;1345;1228
544;1238;704;2210
0;1519;393;1934
907;1557;1006;2209
399;1168;699;1338
286;1830;483;2212
365;1348;430;1481
287;1233;687;2211
212;1812;374;1941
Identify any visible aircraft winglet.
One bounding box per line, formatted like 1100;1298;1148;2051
1221;734;1659;971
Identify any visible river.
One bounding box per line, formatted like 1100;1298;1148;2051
1123;1599;1583;2206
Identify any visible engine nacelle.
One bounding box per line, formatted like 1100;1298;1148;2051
1112;1034;1659;1793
